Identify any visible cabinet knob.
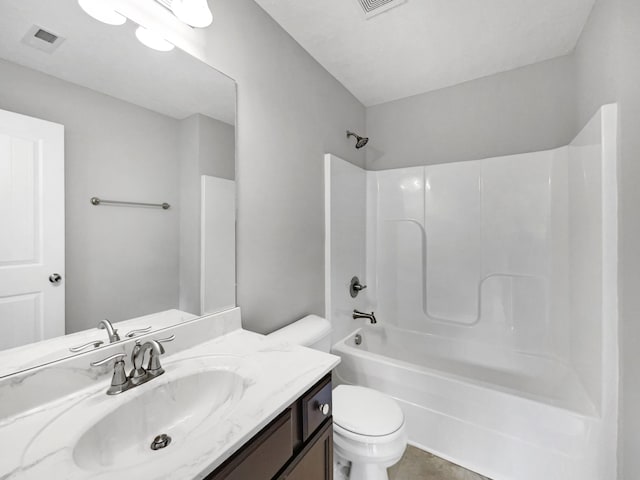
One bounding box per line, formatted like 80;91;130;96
318;403;330;416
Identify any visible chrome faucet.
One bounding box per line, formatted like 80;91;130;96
68;319;123;353
98;319;121;343
91;335;175;395
353;310;377;324
129;339;166;386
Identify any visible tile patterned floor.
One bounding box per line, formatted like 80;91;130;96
388;446;491;480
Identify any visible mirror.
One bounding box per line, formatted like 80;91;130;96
0;0;236;377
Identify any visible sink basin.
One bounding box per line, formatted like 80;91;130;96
22;355;250;475
73;369;244;471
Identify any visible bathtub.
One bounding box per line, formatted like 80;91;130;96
332;325;609;480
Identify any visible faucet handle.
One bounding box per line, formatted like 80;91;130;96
125;326;152;338
90;353;129;395
69;340;104;353
350;277;367;298
152;335;175;359
146;336;173;374
90;353;126;367
155;334;175;346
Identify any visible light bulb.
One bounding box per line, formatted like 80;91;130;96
135;26;175;52
78;0;126;26
171;0;213;28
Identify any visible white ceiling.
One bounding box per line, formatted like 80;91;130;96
0;0;236;124
253;0;595;106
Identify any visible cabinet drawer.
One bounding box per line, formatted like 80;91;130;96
301;376;332;442
207;409;293;480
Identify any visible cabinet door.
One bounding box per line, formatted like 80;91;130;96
206;409;293;480
280;420;333;480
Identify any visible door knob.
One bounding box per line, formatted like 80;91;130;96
49;273;62;285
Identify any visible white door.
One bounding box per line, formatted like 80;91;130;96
0;108;64;350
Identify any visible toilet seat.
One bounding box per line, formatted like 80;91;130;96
333;420;406;444
333;385;404;437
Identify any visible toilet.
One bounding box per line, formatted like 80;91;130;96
268;315;407;480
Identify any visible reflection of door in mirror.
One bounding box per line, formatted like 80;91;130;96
0;108;65;349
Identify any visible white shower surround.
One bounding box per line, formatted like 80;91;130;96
324;104;618;480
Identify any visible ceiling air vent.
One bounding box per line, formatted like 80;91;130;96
21;25;65;54
356;0;407;19
34;29;59;44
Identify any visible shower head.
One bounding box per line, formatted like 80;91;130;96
347;130;369;149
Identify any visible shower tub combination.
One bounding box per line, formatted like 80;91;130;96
333;325;602;480
325;105;618;480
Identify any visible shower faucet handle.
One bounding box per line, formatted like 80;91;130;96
350;276;367;298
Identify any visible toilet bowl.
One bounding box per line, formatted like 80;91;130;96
333;385;407;480
268;316;408;479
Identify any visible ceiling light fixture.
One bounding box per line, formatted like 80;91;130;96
77;0;126;26
135;26;175;52
170;0;213;28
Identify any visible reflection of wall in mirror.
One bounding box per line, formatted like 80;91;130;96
0;58;235;335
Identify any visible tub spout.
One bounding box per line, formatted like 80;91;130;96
353;310;377;324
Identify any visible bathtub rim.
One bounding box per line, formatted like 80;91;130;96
331;326;598;418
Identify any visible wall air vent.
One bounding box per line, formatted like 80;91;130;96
21;25;65;54
355;0;407;19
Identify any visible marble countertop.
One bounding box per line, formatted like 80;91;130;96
0;315;339;480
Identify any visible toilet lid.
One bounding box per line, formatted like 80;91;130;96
333;385;404;437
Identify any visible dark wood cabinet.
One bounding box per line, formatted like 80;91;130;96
205;374;333;480
278;420;333;480
206;409;294;480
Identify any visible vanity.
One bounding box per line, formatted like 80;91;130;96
0;309;340;479
208;374;333;480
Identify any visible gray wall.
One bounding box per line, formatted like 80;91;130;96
0;59;180;333
178;115;201;315
186;0;366;333
178;114;235;314
365;55;577;170
618;2;640;476
198;114;235;181
574;0;619;127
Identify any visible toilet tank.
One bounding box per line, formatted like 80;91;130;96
268;315;332;353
